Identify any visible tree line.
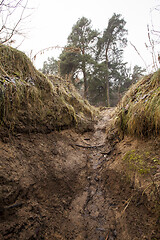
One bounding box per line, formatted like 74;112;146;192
40;14;145;107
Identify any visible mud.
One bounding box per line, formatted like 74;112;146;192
0;109;159;240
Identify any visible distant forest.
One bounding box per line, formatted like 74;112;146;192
40;14;146;107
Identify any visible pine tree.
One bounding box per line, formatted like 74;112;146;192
40;57;59;75
97;13;128;106
60;17;99;98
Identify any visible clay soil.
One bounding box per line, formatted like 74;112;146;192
0;109;159;240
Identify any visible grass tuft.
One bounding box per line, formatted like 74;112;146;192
115;69;160;137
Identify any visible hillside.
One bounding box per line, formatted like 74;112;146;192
0;46;160;240
0;45;97;136
116;70;160;137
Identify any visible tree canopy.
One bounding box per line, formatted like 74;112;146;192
41;14;145;107
40;57;59;75
60;17;99;97
96;13;128;106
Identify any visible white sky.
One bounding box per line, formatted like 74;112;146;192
18;0;160;72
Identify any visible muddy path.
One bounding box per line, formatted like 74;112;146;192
0;109;159;240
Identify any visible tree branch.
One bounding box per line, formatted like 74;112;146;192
0;0;30;44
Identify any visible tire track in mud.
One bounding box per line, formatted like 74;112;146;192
67;108;119;240
64;108;159;240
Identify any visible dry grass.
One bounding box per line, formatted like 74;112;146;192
0;45;98;134
115;69;160;137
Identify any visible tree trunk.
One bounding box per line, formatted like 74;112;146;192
105;49;110;107
118;84;121;102
82;47;87;98
83;67;87;98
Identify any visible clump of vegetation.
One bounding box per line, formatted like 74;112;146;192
123;149;160;212
0;45;98;134
123;150;159;175
115;70;160;137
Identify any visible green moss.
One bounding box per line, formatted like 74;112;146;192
123;151;148;175
123;150;159;175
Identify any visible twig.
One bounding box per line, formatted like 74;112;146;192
105;233;109;240
5;202;23;210
121;195;133;215
32;46;81;62
130;41;148;72
147;25;158;71
142;183;153;196
74;144;104;149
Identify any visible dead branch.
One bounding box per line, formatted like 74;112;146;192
147;25;158;70
32;45;81;62
129;41;148;71
73;143;105;149
0;0;31;44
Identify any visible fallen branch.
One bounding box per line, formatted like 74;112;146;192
73;144;105;149
101;150;112;155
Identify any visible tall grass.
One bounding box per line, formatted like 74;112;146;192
116;69;160;137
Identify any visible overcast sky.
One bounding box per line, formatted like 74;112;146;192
19;0;160;72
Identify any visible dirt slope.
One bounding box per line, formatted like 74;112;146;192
0;45;97;135
0;108;159;240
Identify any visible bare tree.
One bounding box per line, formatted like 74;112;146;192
131;2;160;73
145;2;160;70
0;0;31;45
151;3;160;38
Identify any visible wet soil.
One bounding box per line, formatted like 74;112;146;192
0;109;159;240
